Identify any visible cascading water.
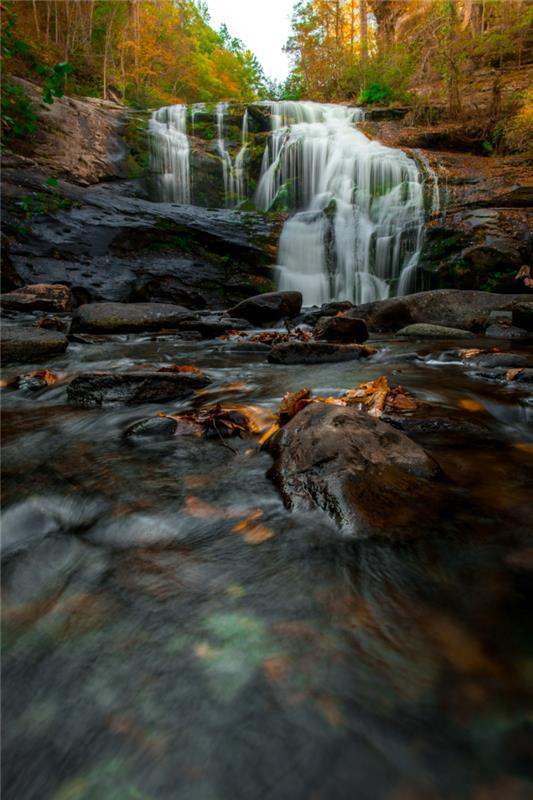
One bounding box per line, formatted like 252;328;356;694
256;102;425;305
148;104;191;204
148;100;434;302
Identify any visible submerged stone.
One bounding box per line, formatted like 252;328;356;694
396;323;474;339
67;370;210;406
268;341;372;364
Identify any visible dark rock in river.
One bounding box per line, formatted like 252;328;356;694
463;352;530;369
178;315;252;338
314;315;368;343
1;323;68;364
347;289;526;333
1;283;73;313
229;291;302;323
382;402;489;436
513;302;533;332
268;341;372;364
71;302;196;333
125;416;178;439
67;370;210;406
484;323;533;340
396;323;474;339
265;403;442;539
472;367;533;387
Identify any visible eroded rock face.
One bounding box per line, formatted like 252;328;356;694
71;302;196;333
229;291;302;323
314;315;368;343
67;370;210;406
348;290;526;333
265;403;442;539
268;342;372;364
7;78;127;184
1;323;68;364
1;283;73;313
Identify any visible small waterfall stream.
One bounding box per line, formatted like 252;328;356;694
149;101;434;304
148;104;190;204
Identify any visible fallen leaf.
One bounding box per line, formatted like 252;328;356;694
505;368;523;381
460;348;483;359
279;388;311;423
242;524;275;545
458;398;485;412
263;656;287;683
232;509;264;531
258;422;280;445
512;443;533;454
184;496;235;519
157;364;202;374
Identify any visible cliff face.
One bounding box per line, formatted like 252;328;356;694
7;78;129;185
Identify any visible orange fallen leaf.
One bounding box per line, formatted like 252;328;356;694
263;656;288;683
258;422;280;445
158;364;202;375
460;348;483;359
232;509;264;531
505;368;523;381
279;388;311;423
512;443;533;454
458;398;485;412
242;524;275;544
184;496;235;519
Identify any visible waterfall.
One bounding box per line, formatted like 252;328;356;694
148;104;190;204
148;99;430;302
215;103;248;208
257;101;425;305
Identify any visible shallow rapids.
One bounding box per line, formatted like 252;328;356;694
2;323;533;800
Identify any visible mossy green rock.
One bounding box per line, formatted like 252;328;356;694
396;323;474;338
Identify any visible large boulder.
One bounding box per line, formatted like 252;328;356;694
71;302;196;334
229;291;302;323
268;342;373;364
314;315;368;343
1;323;68;364
347;290;526;333
1;283;73;313
67;370;210;406
265;403;442;539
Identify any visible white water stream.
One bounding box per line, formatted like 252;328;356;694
149;101;432;304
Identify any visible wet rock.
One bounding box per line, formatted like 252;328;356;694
265;403;442;538
130;274;208;309
513;302;533;332
484;323;532;340
178;316;253;338
1;323;68;364
268;342;372;364
1;232;23;292
464;353;530;369
1;283;73;313
67;370;210;406
124;416;178;439
347;289;524;333
71;302;196;334
33;315;69;332
229;291;302;323
472;368;533;387
224;340;272;353
396;323;474;339
1;494;107;559
314;315;368;343
382;402;489;436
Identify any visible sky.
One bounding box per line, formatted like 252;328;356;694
206;0;292;83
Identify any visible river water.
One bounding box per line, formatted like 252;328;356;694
2;324;533;800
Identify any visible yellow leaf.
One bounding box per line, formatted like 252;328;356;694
506;368;523;381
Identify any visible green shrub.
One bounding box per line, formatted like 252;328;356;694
359;83;393;106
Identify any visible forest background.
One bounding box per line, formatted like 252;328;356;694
1;0;532;155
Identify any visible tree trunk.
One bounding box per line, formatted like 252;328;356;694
32;0;41;38
360;0;368;87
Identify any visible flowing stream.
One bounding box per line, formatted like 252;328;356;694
149;102;429;305
2;323;532;800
